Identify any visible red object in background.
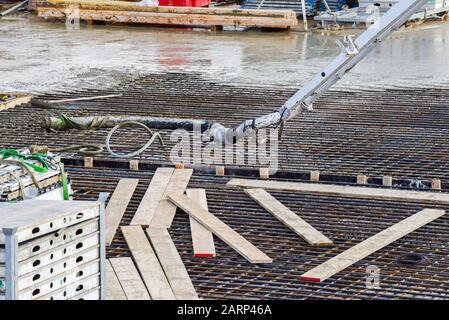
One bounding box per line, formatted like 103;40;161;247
158;0;211;7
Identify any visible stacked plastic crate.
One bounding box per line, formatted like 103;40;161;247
0;200;105;300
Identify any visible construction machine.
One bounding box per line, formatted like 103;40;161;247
209;0;430;145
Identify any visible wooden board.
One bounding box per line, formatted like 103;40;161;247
300;209;445;282
245;189;333;246
37;7;297;29
186;189;216;257
227;178;449;204
130;167;174;226
46;0;297;18
150;169;193;228
109;257;151;300
146;227;199;300
106;260;127;300
0;94;32;112
167;193;272;264
105;178;138;245
121;226;175;300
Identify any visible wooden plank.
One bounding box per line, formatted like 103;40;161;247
0;94;32;112
121;226;175;300
109;257;151;300
215;166;225;176
150;169;193;228
300;209;445;282
310;170;320;182
129;159;139;171
130;167;174;226
186;189;216;257
106;260;127;300
227;178;449;204
84;156;93;168
382;175;392;187
432;179;442;190
259;168;269;179
167;193;272;264
37;8;297;28
105;178;139;245
357;175;368;185
146;227;199;300
245;189;333;246
46;0;296;18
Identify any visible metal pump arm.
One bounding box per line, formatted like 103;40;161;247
209;0;428;145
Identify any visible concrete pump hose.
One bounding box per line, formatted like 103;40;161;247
105;121;165;158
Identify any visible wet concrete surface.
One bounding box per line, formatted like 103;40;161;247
0;13;449;93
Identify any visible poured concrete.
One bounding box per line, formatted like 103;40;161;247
0;13;449;93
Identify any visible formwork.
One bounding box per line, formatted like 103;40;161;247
67;166;449;300
2;72;449;184
36;0;298;29
1;72;449;299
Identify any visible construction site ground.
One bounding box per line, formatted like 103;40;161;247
1;10;449;300
1;72;449;299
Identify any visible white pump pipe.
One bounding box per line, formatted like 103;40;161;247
209;0;428;145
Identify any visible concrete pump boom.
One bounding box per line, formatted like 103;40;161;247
209;0;429;145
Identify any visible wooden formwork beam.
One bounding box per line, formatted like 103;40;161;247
45;0;297;18
130;167;174;227
121;226;175;300
105;178;139;245
146;227;199;300
37;4;297;29
245;188;333;246
150;169;193;228
167;193;272;264
106;260;127;300
186;189;216;257
109;257;151;300
301;209;445;282
227;178;449;203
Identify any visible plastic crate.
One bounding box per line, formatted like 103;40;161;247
158;0;211;7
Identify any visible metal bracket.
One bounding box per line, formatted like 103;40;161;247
337;35;359;56
302;99;314;111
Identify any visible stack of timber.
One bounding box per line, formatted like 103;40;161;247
0;94;32;112
103;170;200;300
66;166;449;299
36;0;298;29
103;168;276;299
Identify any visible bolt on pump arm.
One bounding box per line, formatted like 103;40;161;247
209;0;428;145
